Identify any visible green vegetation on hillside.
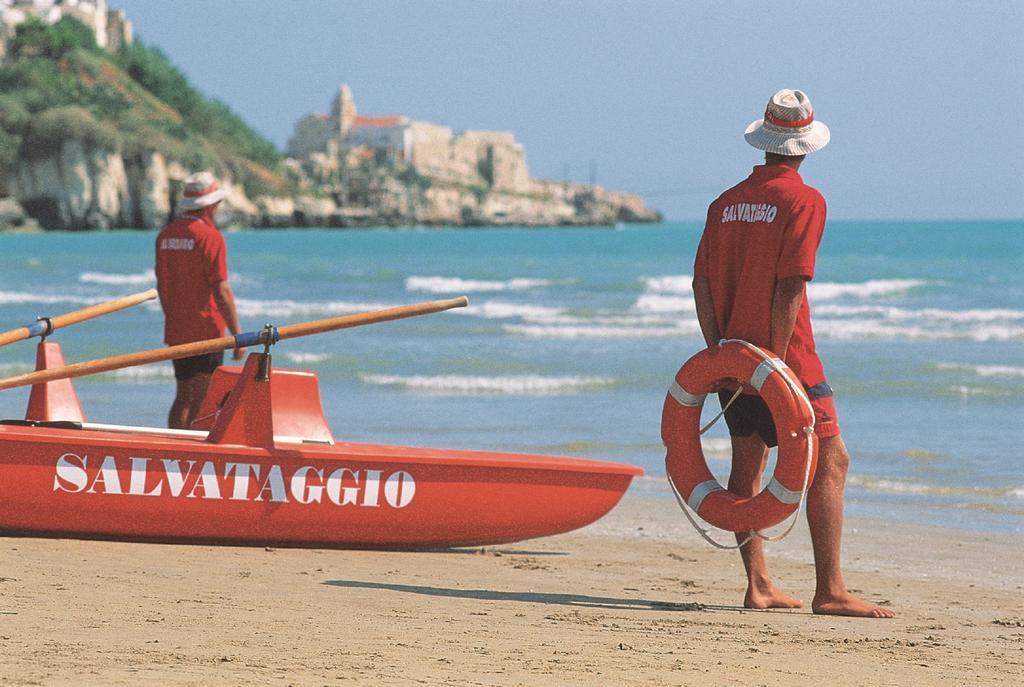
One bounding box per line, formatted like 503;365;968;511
0;16;286;196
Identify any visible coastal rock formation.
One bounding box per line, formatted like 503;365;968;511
14;139;132;230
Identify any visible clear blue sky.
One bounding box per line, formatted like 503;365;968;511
113;0;1022;221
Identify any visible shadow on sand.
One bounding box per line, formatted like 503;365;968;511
322;579;703;612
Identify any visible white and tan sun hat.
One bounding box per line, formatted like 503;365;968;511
744;89;830;155
177;171;228;211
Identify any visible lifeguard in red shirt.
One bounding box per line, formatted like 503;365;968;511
155;171;243;430
692;89;894;618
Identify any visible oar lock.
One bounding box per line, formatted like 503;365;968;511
28;316;55;341
232;324;281;383
232;324;281;352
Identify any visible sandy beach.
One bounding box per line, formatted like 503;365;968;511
1;490;1021;686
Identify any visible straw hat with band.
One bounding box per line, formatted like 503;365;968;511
744;89;830;156
177;171;228;212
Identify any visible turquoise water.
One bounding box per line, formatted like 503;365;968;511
0;221;1021;534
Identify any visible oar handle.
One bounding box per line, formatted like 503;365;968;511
0;296;469;392
277;296;469;341
0;288;158;348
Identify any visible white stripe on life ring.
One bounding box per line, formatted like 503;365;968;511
750;358;785;391
766;477;804;505
669;381;706;407
687;479;726;512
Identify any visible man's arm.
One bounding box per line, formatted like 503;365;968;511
212;280;244;359
769;275;807;358
692;276;721;347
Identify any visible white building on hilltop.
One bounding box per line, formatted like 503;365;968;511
0;0;132;60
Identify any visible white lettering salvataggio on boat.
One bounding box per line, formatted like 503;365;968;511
52;452;416;508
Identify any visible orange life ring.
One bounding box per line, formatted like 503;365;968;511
661;340;819;533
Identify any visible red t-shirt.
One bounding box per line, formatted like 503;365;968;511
155;215;229;345
694;164;826;387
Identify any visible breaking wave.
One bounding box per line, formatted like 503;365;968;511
79;270;156;286
405;276;553;293
107;364;174;381
642;275;693;294
234;298;392;319
848;475;1024;500
283;352;331;364
633;294;694;314
0;290;98;306
461;301;565;321
505;322;702;339
808;279;928;300
640;275;927;302
359;373;615;395
812;319;1023;342
936;362;1024;378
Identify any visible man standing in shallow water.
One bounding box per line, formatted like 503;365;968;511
155;171;244;430
692;89;895;618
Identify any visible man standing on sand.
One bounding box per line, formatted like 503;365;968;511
155;171;244;430
691;89;895;618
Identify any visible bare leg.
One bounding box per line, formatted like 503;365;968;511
168;373;213;429
808;434;895;618
729;434;803;609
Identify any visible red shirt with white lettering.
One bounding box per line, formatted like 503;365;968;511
694;164;826;387
155;215;229;345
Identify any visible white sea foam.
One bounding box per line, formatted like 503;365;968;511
504;322;702;339
234;298;391;319
812;319;1024;342
700;437;733;457
0;290;98;306
405;276;551;294
643;275;693;294
814;304;1024;322
640;276;926;302
936;362;1024;378
461;301;565;321
633;293;694;314
359;374;615;395
109;364;174;381
283;352;331;364
808;279;927;300
79;270;156;286
848;475;1021;499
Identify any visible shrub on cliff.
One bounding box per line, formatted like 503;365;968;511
19;106;121;160
115;40;280;169
9;16;98;60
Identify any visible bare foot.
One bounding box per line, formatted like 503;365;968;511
745;583;803;610
812;593;895;618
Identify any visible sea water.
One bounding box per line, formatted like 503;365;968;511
0;221;1021;534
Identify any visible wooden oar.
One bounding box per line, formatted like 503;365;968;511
0;296;469;392
0;288;158;348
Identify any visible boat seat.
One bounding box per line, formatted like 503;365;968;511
191;365;334;443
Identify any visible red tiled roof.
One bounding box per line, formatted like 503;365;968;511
353;115;407;128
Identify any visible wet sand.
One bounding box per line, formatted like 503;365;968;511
1;492;1021;685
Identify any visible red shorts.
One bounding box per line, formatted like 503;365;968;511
719;382;840;447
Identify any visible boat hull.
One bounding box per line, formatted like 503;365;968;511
0;424;640;548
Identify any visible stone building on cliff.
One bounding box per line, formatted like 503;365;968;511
283;84;662;226
288;84;531;197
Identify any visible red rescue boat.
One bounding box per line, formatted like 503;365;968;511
0;298;642;549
